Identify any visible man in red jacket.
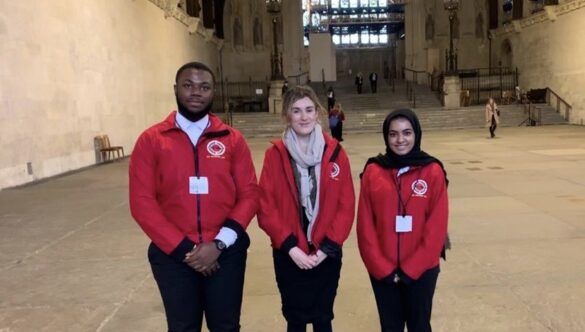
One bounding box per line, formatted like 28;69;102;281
129;61;259;332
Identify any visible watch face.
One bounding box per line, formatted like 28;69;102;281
215;240;226;250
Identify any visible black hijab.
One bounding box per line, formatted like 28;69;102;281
363;109;448;185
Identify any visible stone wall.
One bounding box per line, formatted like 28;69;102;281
403;0;492;73
0;1;219;189
221;0;307;83
336;48;395;80
493;3;585;124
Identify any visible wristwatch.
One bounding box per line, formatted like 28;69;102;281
214;239;227;251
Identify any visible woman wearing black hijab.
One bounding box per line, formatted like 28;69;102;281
357;109;449;332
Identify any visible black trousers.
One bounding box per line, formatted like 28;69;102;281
370;267;439;332
148;233;250;332
489;115;497;137
327;98;335;111
330;122;343;141
273;249;341;331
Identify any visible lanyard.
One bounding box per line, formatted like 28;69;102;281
391;167;422;217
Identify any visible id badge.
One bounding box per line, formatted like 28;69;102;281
189;176;209;194
395;215;413;233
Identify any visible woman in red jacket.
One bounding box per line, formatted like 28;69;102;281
357;109;448;332
258;85;355;332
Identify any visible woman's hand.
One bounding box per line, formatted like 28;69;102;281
288;247;318;270
310;250;328;266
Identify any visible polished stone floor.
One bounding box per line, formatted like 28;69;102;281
1;125;585;332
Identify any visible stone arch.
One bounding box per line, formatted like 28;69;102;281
500;39;513;68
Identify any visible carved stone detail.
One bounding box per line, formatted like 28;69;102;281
490;0;585;38
147;0;220;45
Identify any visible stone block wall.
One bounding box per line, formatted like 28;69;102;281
0;1;218;189
497;5;585;124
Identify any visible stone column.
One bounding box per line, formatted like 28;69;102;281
443;75;461;109
268;80;286;114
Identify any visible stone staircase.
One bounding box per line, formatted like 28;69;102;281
229;80;568;138
530;104;569;125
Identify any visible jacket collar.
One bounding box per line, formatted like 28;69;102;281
160;111;230;138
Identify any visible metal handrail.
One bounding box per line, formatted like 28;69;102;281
546;87;572;122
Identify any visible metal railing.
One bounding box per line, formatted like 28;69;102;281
405;80;417;108
215;79;270;124
546;87;572;122
403;67;430;86
403;67;434;108
459;67;518;105
519;102;542;127
286;71;310;86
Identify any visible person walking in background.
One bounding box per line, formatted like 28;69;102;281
129;61;260;332
258;85;355;332
282;80;289;96
357;109;449;332
485;97;500;138
328;102;345;142
369;72;378;93
326;86;336;111
355;72;364;94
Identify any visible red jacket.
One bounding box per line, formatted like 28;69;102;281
357;162;448;281
129;112;259;255
258;133;355;254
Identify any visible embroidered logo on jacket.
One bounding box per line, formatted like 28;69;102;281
411;179;428;196
330;162;340;179
207;140;226;157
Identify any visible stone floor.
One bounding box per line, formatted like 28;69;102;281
1;125;585;332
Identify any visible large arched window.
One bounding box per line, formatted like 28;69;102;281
302;0;394;47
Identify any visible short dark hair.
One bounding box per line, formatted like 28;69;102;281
175;61;215;83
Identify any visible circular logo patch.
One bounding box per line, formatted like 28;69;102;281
411;179;428;195
206;140;226;156
330;162;340;178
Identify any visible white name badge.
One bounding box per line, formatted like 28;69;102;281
395;215;413;233
189;176;209;194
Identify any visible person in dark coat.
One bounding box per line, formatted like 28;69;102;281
355;72;364;94
369;72;378;93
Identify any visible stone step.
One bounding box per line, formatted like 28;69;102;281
231;80;567;137
230;103;568;138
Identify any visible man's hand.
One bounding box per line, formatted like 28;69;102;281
198;261;220;277
184;242;222;276
288;247;318;270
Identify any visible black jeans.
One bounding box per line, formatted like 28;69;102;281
148;233;250;332
489;115;497;137
330;122;343;141
370;267;439;332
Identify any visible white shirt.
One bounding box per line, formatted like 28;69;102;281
175;112;238;248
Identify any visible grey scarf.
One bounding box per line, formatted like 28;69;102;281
283;124;325;241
